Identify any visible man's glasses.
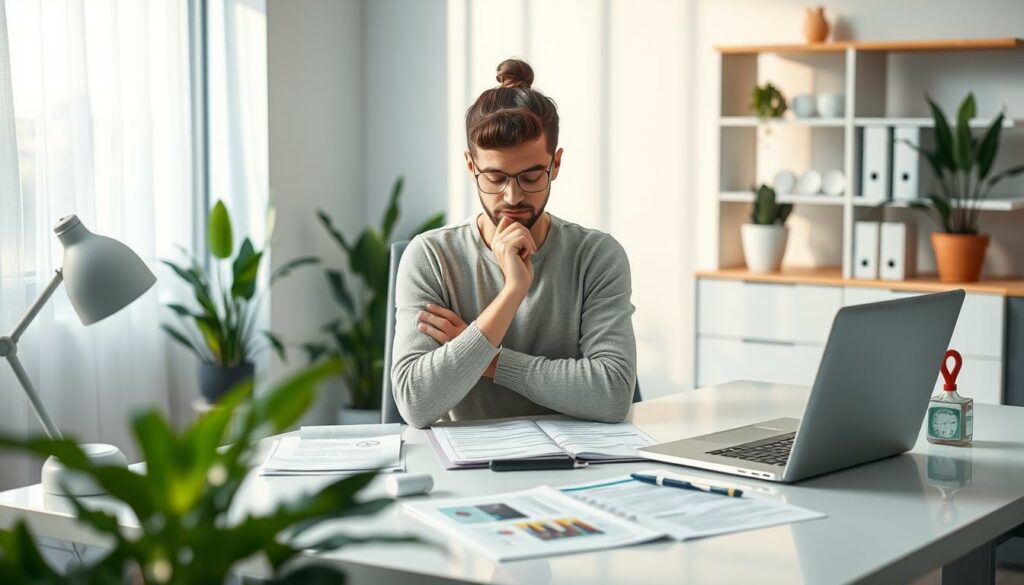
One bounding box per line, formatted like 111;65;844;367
471;156;554;195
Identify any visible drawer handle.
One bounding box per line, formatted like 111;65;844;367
743;281;796;287
741;337;797;347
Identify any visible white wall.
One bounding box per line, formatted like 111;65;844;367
267;0;365;422
363;0;448;237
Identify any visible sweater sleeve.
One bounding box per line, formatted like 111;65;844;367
493;235;637;422
390;236;500;428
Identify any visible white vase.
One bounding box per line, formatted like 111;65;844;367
741;224;789;273
337;407;381;425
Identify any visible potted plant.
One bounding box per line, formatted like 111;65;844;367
306;177;444;424
0;360;416;583
161;200;318;403
751;82;787;121
741;184;793;273
902;93;1024;282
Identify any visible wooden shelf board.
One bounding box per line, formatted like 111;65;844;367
720;116;845;128
854;117;1017;128
850;196;1024;211
717;38;1023;54
697;266;1024;297
720;191;846;205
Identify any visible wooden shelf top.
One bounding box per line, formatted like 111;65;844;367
697;266;1024;297
716;37;1023;55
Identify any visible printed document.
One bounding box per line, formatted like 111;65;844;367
560;469;825;540
261;427;404;476
402;486;663;561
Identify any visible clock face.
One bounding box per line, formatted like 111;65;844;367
930;408;960;439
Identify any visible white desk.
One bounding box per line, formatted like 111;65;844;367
2;381;1023;584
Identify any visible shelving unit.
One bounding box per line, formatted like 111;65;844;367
712;37;1024;278
699;37;1024;405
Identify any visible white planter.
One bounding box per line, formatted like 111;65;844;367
337;407;381;425
741;224;789;273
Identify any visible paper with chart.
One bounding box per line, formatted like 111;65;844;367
402;485;664;561
261;432;404;476
428;418;657;468
560;469;825;540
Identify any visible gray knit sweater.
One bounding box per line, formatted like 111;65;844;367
391;214;637;429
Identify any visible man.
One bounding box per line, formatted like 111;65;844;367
391;58;636;429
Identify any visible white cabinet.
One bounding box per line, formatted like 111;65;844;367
697;337;824;388
698;279;843;344
696;278;1008;405
843;287;1004;359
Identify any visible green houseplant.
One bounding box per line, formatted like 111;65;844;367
750;82;787;121
162;200;318;402
306;177;444;422
902;93;1024;282
0;360;414;584
741;184;793;274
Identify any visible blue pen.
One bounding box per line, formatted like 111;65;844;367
630;473;743;498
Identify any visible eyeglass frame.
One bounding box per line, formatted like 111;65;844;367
469;154;556;195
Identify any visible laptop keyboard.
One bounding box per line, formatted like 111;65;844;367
706;432;796;467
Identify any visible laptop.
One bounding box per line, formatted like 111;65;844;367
639;289;965;483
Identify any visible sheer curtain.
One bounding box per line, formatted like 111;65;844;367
0;0;194;489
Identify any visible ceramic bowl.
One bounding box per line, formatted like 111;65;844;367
822;169;846;196
817;93;845;118
797;170;822;195
791;94;818;118
773;170;797;195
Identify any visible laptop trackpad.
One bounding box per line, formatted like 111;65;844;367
697;422;793;445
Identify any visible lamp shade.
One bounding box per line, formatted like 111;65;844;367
54;215;157;325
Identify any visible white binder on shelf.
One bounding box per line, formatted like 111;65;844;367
860;126;892;203
854;221;881;280
892;127;920;202
879;222;917;281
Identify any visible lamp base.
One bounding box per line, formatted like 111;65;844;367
41;443;128;497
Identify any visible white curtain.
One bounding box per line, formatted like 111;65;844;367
0;0;194;489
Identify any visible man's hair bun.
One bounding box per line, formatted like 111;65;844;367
495;58;534;89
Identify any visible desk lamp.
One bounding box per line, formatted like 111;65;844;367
0;215;156;496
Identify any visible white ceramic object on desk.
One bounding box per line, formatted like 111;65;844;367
822;170;846;196
741;224;789;273
797;170;822;195
817;93;845;118
772;170;797;195
791;94;818;118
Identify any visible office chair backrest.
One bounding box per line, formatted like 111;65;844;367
380;239;642;424
382;240;410;424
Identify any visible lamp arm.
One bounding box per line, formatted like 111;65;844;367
0;269;66;440
11;269;64;342
5;353;63;440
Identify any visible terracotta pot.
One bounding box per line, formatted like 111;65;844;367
803;6;829;44
931;233;989;283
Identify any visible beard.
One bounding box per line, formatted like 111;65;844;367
480;191;550;229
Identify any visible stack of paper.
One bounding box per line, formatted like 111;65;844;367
261;423;404;476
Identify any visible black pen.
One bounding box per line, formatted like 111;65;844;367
489;457;588;472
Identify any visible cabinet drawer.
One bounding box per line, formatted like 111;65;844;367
697;337;824;388
698;279;842;344
843;287;1004;358
933;356;1003;405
